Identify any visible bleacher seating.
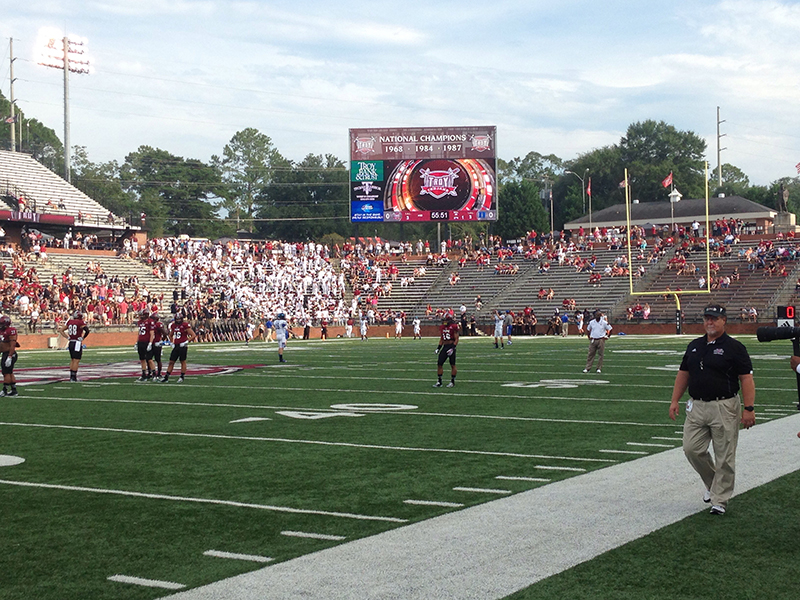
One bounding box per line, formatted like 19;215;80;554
0;150;128;229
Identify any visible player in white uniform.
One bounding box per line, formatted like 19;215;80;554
394;313;403;339
245;320;256;346
360;315;368;340
493;310;504;349
412;317;421;340
274;312;290;363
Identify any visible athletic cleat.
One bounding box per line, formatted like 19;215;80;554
0;390;6;397
596;369;602;373
160;377;169;383
177;377;184;383
136;376;148;382
507;341;512;345
710;505;726;515
582;369;588;373
433;382;442;387
7;390;18;397
446;382;455;388
703;489;711;503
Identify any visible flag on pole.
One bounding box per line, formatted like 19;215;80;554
586;178;592;197
3;116;17;124
795;162;800;174
618;178;627;188
661;172;673;188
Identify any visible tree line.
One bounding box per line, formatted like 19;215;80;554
2;91;798;244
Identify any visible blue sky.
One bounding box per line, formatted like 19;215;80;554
1;0;799;187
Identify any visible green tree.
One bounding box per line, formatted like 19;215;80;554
120;146;225;238
71;146;135;220
211;128;284;233
0;90;65;175
494;179;549;239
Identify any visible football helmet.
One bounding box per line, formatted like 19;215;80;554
277;312;285;319
174;312;185;323
140;310;150;319
73;311;83;320
0;316;10;329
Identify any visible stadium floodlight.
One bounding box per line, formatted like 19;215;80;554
36;27;91;183
564;168;589;219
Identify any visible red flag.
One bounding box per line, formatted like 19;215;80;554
795;162;800;174
662;172;673;188
3;116;17;124
619;177;628;188
586;178;592;197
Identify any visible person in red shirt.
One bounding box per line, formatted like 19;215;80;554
0;316;19;396
160;313;197;383
135;309;156;382
150;312;169;380
434;314;459;388
59;311;90;382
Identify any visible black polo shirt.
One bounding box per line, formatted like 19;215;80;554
679;332;753;400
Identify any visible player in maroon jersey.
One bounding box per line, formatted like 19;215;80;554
0;315;19;396
434;314;459;388
150;311;169;380
135;309;156;382
160;313;197;383
59;311;90;382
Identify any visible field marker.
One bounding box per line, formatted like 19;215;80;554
533;465;586;472
107;574;185;589
229;417;272;423
0;479;407;523
403;499;464;508
203;550;273;563
281;530;347;541
651;437;682;441
599;449;648;455
0;422;617;463
496;475;550;483
0;455;25;467
627;442;676;448
453;487;512;495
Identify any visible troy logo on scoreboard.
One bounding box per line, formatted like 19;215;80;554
353;135;377;155
470;134;492;152
419;167;460;199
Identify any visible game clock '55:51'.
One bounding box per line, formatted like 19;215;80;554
430;211;450;220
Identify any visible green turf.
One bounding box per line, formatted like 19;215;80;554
0;334;797;599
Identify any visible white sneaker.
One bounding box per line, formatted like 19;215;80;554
703;489;711;503
710;505;726;515
446;381;455;388
582;369;588;373
596;369;602;373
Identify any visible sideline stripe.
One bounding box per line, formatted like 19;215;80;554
0;422;617;463
0;479;407;523
403;500;464;508
651;436;682;441
627;442;676;448
453;487;511;495
599;449;648;455
533;465;586;472
203;550;273;563
281;531;347;541
23;397;680;430
496;476;550;483
108;575;185;590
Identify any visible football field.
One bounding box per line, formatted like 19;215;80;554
2;334;800;599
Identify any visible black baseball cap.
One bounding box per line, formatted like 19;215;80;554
703;304;727;318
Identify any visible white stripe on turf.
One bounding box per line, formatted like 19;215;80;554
403;500;464;508
203;550;273;563
108;575;185;589
495;476;550;482
281;531;347;541
0;479;406;523
599;449;648;455
453;487;511;495
627;442;677;448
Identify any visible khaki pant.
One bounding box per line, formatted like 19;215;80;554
683;395;740;508
585;338;606;370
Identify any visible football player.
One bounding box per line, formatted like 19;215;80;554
434;314;459;388
59;311;90;382
274;312;291;363
135;309;156;382
151;311;169;380
160;313;197;383
0;315;19;396
493;310;504;349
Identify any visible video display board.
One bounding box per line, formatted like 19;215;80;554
349;126;497;223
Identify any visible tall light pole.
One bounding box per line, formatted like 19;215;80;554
564;169;589;214
669;188;682;231
37;30;90;183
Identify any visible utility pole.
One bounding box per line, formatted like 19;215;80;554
8;38;16;152
63;37;70;181
716;106;726;188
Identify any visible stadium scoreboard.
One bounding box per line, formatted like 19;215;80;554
349;126;497;223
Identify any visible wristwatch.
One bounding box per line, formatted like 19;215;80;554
743;405;754;412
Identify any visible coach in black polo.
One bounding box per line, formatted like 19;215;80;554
669;304;755;516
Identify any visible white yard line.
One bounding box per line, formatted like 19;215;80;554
0;422;619;463
203;550;273;563
281;531;347;541
496;475;550;483
108;575;185;590
403;500;464;508
0;479;407;523
453;487;511;495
